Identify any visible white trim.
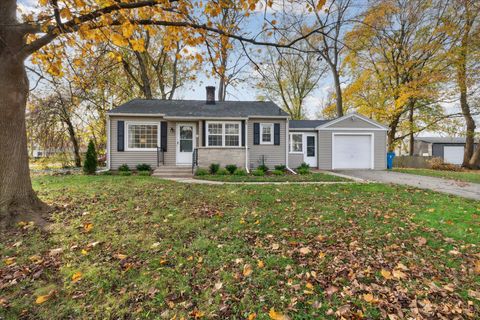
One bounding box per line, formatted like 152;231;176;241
205;121;242;147
245;119;249;172
166;116;248;120
332;132;375;170
176;122;197;165
125;121;160;151
316;113;388;130
106;116;111;170
318;128;387;131
285;119;289;169
108;113;165;117
260;123;274;145
289;132;304;154
248;116;290;119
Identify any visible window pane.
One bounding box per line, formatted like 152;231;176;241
128;124;157;149
180;139;193;152
307;136;315;156
208;123;222;134
180;126;193;139
225;135;239;146
262;124;272;142
225;123;239;135
208;135;222;146
291;134;303;152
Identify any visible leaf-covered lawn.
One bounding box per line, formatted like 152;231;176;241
394;168;480;184
1;175;479;319
195;172;348;182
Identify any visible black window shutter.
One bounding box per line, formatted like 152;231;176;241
161;122;167;152
117;120;124;152
202;121;206;146
274;123;280;145
241;120;246;146
253;123;260;145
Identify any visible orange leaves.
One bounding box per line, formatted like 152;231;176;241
381;269;392;280
71;271;83;283
111;34;129;47
35;291;55;304
474;260;480;274
60;8;72;20
243;264;253;277
83;222;93;232
130;39;146;52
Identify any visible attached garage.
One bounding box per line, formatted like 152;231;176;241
332;134;373;169
317;113;388;170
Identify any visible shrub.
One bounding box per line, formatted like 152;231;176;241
225;164;238;174
428;157;462;171
83;140;98;175
297;162;310;170
119;171;132;176
297;167;310;175
195;168;209;176
274;164;286;171
234;169;247;176
217;168;229;175
252;169;265;176
272;169;284;176
136;163;152;171
209;163;220;174
257;164;269;172
138;171;151;176
100;171;113;176
118;164;130;172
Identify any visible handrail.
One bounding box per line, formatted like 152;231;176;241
192;148;198;173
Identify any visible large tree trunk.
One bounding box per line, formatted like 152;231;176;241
65;118;82;167
331;65;343;117
0;0;47;228
408;101;415;156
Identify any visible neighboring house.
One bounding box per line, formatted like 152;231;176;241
106;86;388;173
413;137;475;165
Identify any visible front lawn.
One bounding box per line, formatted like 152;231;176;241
395;168;480;184
195;172;349;182
1;175;479;319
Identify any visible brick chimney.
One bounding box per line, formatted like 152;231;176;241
206;86;216;104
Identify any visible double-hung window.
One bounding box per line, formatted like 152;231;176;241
207;122;241;147
289;133;303;153
126;122;159;151
260;123;274;144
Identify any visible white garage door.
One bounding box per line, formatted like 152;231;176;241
443;146;464;165
333;134;372;169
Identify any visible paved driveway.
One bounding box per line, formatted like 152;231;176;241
337;170;480;200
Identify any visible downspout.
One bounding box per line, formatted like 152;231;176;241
106;115;111;170
245;119;250;173
285;118;297;174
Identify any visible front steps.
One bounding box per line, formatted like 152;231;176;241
153;165;194;178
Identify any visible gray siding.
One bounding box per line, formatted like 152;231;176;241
328;117;380;129
288;153;304;168
248;118;287;169
109;116;165;170
318;130;387;170
431;143;476;159
198;148;246;167
413;140;432;156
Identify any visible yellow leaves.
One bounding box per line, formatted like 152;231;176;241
269;308;289;320
107;51;122;62
243;264;253;277
304;282;314;295
121;23;135;38
39;0;49;6
83;222;93;232
71;271;82;283
316;0;326;10
381;269;392;280
474;260;480;274
81;249;88;255
318;252;326;259
190;309;205;318
75;0;86;7
60;8;72;20
35;291;55;304
130;39;145;52
257;260;265;268
4;257;15;266
114;253;127;260
111;33;129;47
248;313;257;320
363;293;376;303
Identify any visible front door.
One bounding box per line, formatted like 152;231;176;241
176;123;196;165
304;134;317;168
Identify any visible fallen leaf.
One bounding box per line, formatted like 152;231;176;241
318;252;326;259
83;222;93;232
248;313;257;320
271;243;280;250
299;247;311;255
257;260;265;268
269;308;290;320
214;282;223;290
363;293;374;303
114;253;127;260
392;269;407;279
417;237;427;246
243;264;253;277
474;260;480;274
35;291;54;304
4;257;15;265
325;285;339;296
71;271;82;283
381;269;392;280
81;249;88;255
468;289;480;300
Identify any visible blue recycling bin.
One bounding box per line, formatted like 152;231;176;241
387;152;395;170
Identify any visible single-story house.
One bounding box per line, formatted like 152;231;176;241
413;137;475;165
106;87;388;173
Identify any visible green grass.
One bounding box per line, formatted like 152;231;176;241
395;168;480;184
195;172;348;182
1;175;479;319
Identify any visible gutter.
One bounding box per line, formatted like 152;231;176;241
285;118;297;174
245;119;250;173
106;115;111;170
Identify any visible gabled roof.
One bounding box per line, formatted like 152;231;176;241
316;113;388;130
417;137;468;144
289;119;332;129
107;99;289;118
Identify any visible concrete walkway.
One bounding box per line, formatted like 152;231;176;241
337;170;480;201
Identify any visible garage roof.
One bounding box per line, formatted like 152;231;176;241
417;137;467;144
289;119;332;129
